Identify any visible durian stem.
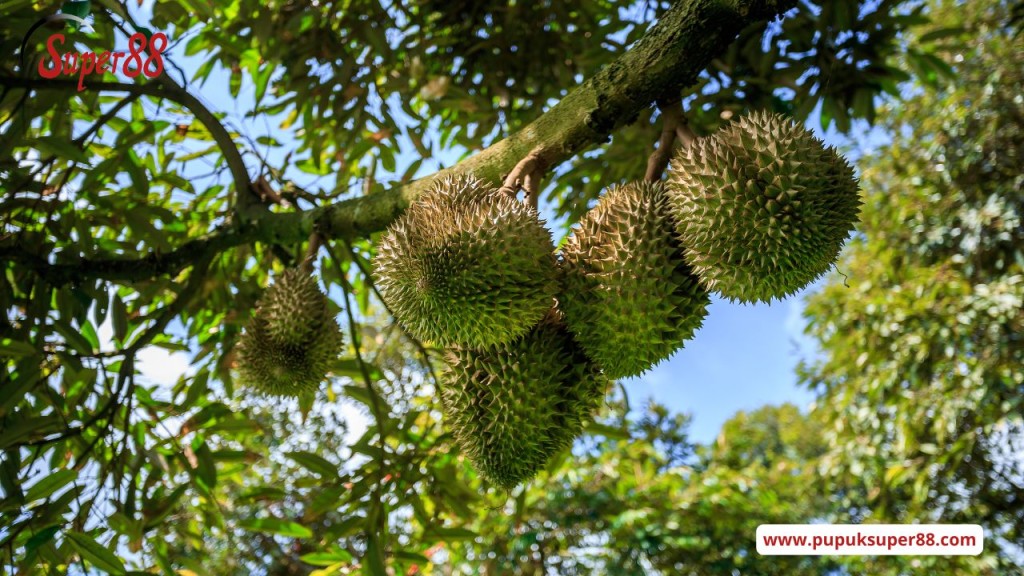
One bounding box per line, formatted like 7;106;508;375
645;101;685;182
253;176;290;207
523;171;541;210
498;148;547;207
676;123;697;148
301;233;322;275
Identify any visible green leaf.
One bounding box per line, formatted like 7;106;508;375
334;358;382;380
286;451;339;478
182;370;208;409
917;26;964;44
79;319;100;351
0;338;37;358
585;421;630;440
124;153;149;197
240;518;313;539
0;416;61;449
142;484;187;529
111;296;128;343
393;550;430;564
254;65;274;107
24;525;60;555
60;0;91;20
35;136;89;164
66;531;126;575
299;550;353;566
52;319;95;355
426;526;477;541
194;442;218;489
230;67;242;98
26;470;78;502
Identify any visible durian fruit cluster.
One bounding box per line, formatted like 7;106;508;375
235;268;344;397
369;111;860;490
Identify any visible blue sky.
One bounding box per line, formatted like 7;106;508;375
83;2;889;446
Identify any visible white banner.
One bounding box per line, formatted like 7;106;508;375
756;524;984;556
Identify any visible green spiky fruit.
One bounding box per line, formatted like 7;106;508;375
559;181;710;378
259;268;332;346
442;312;607;490
667;111;861;303
235;270;343;397
374;174;559;348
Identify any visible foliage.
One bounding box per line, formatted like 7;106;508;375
800;0;1024;573
0;0;985;574
442;401;840;575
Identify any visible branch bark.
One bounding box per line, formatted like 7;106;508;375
0;0;796;286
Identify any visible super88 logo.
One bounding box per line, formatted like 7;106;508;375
38;31;168;91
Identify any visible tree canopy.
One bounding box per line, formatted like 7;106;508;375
1;0;1019;574
800;1;1024;572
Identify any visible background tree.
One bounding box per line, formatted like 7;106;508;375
0;0;988;574
800;0;1024;573
439;402;838;576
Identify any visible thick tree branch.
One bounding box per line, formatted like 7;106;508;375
0;0;795;285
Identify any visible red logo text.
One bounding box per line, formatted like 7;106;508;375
38;32;167;91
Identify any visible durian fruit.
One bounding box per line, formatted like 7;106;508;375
442;311;607;490
258;268;332;346
374;174;559;348
667;111;861;303
235;270;343;397
559;181;710;379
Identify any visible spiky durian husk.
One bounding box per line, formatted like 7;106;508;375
442;312;607;490
259;268;331;346
559;181;710;378
667;111;861;303
235;270;343;397
374;174;559;348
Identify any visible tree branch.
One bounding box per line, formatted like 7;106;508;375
0;0;795;285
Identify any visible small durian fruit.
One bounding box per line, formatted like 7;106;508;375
667;111;861;303
259;268;332;346
374;174;559;348
442;311;607;490
559;181;710;379
235;270;343;397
